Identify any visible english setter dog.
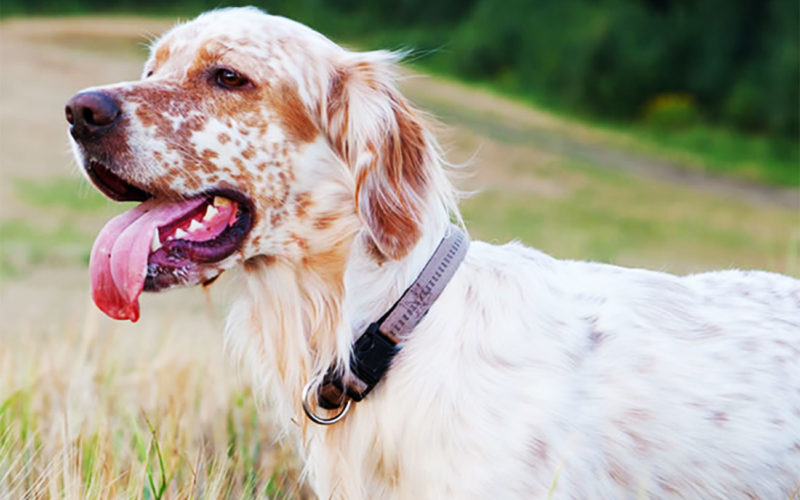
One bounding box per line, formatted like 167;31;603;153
66;7;799;499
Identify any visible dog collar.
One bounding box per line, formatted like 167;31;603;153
302;224;469;425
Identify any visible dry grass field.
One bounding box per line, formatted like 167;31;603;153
0;16;798;499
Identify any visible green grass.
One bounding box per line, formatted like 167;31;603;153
623;123;798;187
13;177;114;213
0;218;92;278
1;177;124;278
0;329;306;499
460;159;798;275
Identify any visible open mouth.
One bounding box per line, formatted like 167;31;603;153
86;160;253;322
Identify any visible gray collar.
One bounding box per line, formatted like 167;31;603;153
303;224;469;425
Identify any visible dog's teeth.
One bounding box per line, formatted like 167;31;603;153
213;196;231;207
188;219;204;232
203;204;219;220
174;228;189;239
151;231;162;251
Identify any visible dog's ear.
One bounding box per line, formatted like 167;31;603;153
325;51;432;260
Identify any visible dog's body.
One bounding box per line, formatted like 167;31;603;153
236;237;800;499
66;7;800;498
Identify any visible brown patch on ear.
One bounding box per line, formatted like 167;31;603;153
328;57;431;260
364;95;427;259
270;84;318;143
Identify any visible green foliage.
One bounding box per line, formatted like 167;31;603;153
642;94;701;131
438;0;798;140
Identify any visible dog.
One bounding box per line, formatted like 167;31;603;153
66;7;800;499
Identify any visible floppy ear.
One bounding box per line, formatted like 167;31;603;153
325;51;433;260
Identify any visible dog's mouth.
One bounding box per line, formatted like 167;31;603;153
86;160;253;322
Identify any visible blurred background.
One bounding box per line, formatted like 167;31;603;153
0;1;797;498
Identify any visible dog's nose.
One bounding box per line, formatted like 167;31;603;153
65;91;121;140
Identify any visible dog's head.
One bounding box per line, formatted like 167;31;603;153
67;7;444;321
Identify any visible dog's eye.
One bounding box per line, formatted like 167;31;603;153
146;70;154;78
215;68;250;89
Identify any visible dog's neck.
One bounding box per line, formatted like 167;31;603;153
342;213;451;340
227;204;451;431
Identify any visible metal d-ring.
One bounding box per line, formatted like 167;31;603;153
302;379;352;425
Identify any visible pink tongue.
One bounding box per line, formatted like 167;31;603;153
89;197;206;322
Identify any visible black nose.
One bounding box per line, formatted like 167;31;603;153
65;91;121;140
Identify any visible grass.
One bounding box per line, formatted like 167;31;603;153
621;122;799;187
1;177;120;278
12;177;115;213
460;158;798;275
0;305;308;499
0;217;91;278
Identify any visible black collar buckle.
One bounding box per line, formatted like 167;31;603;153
347;322;399;401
